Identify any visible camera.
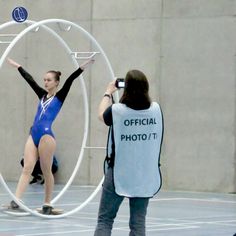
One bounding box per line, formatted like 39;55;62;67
115;78;125;88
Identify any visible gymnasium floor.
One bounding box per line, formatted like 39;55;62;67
0;182;235;236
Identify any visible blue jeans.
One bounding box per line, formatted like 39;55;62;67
94;168;149;236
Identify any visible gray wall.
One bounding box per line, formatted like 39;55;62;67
0;0;235;193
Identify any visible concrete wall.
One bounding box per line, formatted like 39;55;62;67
0;0;235;193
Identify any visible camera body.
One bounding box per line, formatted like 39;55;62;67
115;78;125;88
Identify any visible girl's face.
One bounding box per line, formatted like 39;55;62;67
44;72;59;91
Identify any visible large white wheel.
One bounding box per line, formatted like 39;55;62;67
0;19;114;218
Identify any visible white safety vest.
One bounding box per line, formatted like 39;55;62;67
109;102;163;198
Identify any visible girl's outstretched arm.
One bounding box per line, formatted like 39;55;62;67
7;58;46;99
56;56;96;103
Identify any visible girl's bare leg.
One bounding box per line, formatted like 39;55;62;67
15;136;38;199
38;135;56;205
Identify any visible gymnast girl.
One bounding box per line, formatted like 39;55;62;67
7;57;95;214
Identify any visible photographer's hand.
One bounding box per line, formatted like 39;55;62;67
104;81;117;95
98;81;117;122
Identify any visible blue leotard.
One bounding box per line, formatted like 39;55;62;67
18;67;83;147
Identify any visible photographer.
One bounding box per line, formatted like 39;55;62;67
94;70;164;236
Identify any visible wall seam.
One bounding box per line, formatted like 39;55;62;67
158;0;164;104
234;54;236;193
88;0;94;184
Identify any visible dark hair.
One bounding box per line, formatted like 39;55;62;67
47;70;61;82
119;69;151;110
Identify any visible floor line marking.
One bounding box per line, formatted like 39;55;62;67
16;228;95;236
150;197;236;204
147;225;200;232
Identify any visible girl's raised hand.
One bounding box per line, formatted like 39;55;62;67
7;58;21;68
80;56;95;70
